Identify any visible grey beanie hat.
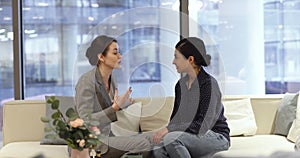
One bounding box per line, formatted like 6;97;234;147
86;35;115;65
178;37;211;66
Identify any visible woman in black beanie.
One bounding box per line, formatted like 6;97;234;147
153;37;230;158
75;35;151;158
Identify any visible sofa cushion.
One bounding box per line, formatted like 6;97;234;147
0;142;68;158
137;97;174;132
287;91;300;142
274;92;299;136
111;102;142;136
40;96;75;145
295;135;300;151
223;98;257;136
214;135;295;157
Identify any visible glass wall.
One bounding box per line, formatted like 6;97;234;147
0;1;13;135
264;0;300;94
0;1;13;101
1;0;300;135
3;0;298;103
189;0;265;95
188;0;300;95
21;0;180;99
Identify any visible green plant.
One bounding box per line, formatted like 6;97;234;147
41;96;102;151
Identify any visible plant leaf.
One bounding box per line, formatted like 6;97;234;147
51;99;60;109
50;96;55;100
73;130;84;139
45;134;57;139
66;141;76;149
47;96;55;104
40;117;50;123
69;116;78;121
57;120;66;129
53;119;59;126
58;129;69;139
44;127;53;132
51;111;60;119
47;99;52;104
87;139;98;145
66;108;78;119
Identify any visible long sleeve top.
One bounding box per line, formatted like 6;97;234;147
75;67;117;130
167;68;230;142
74;67;117;154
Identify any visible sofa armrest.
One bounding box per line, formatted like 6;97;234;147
2;100;46;146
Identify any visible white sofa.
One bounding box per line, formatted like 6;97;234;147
0;95;296;158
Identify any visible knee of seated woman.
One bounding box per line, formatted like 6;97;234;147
163;131;185;144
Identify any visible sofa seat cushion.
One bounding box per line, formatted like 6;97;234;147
0;142;68;158
214;135;295;157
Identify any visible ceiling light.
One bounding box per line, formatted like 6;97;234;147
0;29;5;34
25;29;36;34
3;17;11;21
7;32;13;40
29;34;38;38
91;3;99;7
37;2;49;7
88;16;95;21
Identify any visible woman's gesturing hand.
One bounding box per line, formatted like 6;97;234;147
113;87;133;110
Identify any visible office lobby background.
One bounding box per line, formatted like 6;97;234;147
0;0;300;143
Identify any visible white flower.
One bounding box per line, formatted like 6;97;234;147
69;118;84;128
91;126;101;135
79;139;85;147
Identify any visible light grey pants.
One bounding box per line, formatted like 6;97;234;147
153;130;230;158
103;134;152;158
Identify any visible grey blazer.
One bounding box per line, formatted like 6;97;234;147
75;67;117;154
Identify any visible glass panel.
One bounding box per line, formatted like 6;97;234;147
189;0;300;95
23;0;179;99
0;0;13;142
264;0;300;94
188;0;221;77
189;0;265;95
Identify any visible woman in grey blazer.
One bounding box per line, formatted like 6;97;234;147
75;35;151;158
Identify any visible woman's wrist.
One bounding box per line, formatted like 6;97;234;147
112;102;120;111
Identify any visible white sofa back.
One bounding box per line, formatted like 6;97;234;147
2;95;283;146
222;95;283;135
